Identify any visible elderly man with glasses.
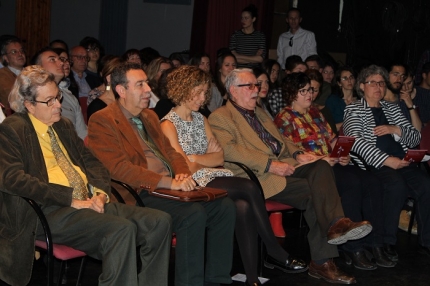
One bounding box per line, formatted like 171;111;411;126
0;36;26;113
0;65;172;286
208;68;373;284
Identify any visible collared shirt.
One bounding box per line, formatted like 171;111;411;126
276;27;317;69
59;85;88;140
72;70;91;98
119;104;172;188
8;66;21;76
231;100;281;156
29;114;108;201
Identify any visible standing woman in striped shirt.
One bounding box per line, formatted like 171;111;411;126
229;4;266;68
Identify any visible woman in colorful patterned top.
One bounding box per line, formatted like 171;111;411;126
274;72;394;270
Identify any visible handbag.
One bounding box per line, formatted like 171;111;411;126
148;186;227;202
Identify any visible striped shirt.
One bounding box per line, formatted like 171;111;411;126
229;30;266;68
343;98;421;170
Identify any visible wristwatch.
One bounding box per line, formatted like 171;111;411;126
407;105;416;110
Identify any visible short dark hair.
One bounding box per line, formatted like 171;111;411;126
122;49;140;63
281;72;310;105
242;4;258;19
169;52;185;65
140;47;160;67
385;62;406;73
49;39;69;52
1;36;22;66
287;7;301;18
285;55;305;72
31;47;55;65
79;36;102;50
305;55;323;70
421;62;430;76
111;62;143;99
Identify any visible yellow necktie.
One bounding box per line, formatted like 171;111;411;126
47;126;89;200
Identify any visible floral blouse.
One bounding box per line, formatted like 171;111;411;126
274;106;333;156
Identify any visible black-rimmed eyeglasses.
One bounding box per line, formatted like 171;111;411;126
33;91;63;107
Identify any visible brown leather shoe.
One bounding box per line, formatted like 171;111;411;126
327;218;372;245
308;260;356;284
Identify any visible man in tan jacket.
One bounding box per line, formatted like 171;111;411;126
208;68;371;285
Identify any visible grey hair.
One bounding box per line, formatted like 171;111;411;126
355;64;389;98
224;68;253;99
9;65;55;113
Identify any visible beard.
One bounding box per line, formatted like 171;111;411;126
387;81;402;94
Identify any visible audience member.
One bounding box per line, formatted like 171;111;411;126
413;62;430;125
87;56;122;120
343;65;430;262
169;52;185;68
229;4;266;68
214;52;237;101
0;65;172;286
383;63;421;131
209;68;372;285
79;36;104;84
0;36;26;112
69;46;101;101
145;57;172;107
275;72;394;270
188;53;211;73
322;61;336;84
32;47;88;140
277;8;317;69
87;63;236;286
305;55;332;107
122;49;142;66
325;66;358;131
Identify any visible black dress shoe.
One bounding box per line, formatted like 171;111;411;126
372;247;396;267
344;250;376;270
383;244;398;261
264;255;308;273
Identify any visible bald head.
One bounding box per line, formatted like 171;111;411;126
70;46;88;74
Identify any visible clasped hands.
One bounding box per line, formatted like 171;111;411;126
71;193;107;213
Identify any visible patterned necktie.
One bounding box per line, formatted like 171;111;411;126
131;117;174;177
47;126;89;200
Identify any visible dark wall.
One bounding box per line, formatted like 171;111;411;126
298;0;430;71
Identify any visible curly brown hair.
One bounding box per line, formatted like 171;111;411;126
167;65;212;105
281;72;310;105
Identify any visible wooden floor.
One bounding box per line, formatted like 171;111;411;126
18;211;430;285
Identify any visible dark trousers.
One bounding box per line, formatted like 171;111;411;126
333;164;384;251
139;192;236;286
369;164;430;247
270;160;344;260
38;203;172;286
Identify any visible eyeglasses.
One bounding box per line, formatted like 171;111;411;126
341;75;355;81
59;57;70;64
86;47;100;53
364;81;386;87
71;55;90;62
298;87;314;95
236;83;261;91
33;91;63;107
289;36;294;47
390;72;405;80
5;48;25;56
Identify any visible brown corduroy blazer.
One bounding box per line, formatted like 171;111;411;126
87;101;191;191
208;101;301;199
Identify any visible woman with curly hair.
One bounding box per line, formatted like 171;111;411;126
160;65;307;286
274;72;394;270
